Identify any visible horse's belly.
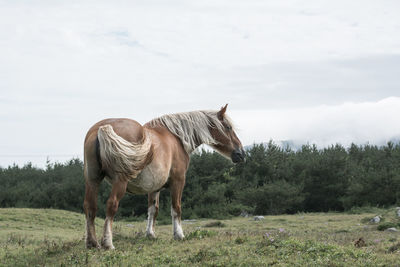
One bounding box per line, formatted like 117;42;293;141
126;164;168;194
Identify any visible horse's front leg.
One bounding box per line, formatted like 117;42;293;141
170;177;185;240
146;191;160;239
101;178;128;250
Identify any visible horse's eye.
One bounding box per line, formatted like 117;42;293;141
226;125;232;131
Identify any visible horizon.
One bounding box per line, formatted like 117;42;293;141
3;138;400;169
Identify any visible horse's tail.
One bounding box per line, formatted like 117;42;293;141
97;124;152;180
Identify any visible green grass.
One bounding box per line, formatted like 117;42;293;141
1;208;400;266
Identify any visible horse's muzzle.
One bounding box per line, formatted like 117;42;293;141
231;148;246;163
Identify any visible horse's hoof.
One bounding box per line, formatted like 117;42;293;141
173;233;185;240
86;240;100;249
101;239;115;250
146;232;157;239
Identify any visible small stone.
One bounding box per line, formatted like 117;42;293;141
254;216;265;221
386;227;398;232
370;215;381;223
126;224;134;228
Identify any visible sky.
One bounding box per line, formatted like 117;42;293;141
1;0;400;168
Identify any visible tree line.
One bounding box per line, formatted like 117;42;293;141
1;142;400;220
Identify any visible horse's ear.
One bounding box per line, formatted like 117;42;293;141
217;104;228;120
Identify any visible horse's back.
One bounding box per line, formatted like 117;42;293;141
85;118;144;145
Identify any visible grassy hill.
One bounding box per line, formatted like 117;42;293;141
1;208;400;266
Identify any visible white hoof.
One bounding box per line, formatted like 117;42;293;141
174;232;185;240
101;239;115;250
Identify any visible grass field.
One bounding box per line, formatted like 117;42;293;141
1;208;400;266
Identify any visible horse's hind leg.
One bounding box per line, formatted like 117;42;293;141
84;178;101;248
101;178;128;250
83;135;105;249
146;191;160;239
83;145;104;248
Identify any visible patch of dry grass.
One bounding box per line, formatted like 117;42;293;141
1;208;400;266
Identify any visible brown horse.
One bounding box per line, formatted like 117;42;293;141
83;104;245;249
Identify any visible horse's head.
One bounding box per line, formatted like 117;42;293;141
209;104;246;163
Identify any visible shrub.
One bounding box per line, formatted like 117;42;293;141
377;222;398;231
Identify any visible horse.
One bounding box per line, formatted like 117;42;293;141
83;104;245;249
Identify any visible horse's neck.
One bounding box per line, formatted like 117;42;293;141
145;121;208;153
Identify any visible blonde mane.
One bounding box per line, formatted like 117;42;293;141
148;110;234;153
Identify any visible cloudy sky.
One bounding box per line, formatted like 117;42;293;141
1;0;400;167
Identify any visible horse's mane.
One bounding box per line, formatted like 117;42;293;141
148;110;234;153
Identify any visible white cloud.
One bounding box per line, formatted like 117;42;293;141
232;97;400;147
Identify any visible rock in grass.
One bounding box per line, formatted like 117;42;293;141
396;207;400;217
370;215;381;223
385;227;398;232
254;216;265;221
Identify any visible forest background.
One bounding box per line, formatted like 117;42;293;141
1;142;399;221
